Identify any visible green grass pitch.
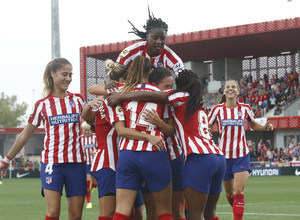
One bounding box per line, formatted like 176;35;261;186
0;176;299;220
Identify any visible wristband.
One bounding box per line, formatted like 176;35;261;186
1;156;12;167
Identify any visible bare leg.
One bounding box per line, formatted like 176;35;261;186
151;182;172;216
142;193;158;220
67;195;85;220
172;191;185;220
99;195;116;218
184;187;208;220
204;193;221;220
44;189;61;218
115;188;137;216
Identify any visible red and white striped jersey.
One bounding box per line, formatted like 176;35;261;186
28;92;85;164
208;102;256;159
163;105;183;160
116;41;184;75
166;91;223;158
81;133;97;165
91;99;123;172
118;83;167;151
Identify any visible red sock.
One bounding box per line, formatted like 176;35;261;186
233;194;245;220
226;195;234;207
179;218;186;220
45;215;59;220
158;213;172;220
210;217;219;220
98;217;113;220
87;180;91;188
86;180;91;203
92;183;97;188
113;212;129;220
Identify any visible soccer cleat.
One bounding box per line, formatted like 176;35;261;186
86;203;92;209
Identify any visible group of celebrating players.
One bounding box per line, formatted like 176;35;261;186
0;8;273;220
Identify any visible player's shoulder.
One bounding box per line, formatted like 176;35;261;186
238;102;252;110
69;92;85;102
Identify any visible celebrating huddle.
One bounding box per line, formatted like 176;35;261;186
0;8;273;220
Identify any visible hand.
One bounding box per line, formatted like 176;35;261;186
142;109;161;126
148;135;164;151
88;96;104;110
264;121;273;131
107;93;122;106
0;163;8;179
105;81;118;93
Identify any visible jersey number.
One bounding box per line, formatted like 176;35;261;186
198;111;209;138
45;163;54;175
127;101;157;131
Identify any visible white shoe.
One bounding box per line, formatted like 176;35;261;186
86;203;92;209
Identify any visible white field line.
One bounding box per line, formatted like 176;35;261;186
218;212;300;217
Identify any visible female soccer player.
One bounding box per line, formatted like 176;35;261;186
107;68;225;220
208;79;273;220
111;56;173;220
82;59;144;220
142;67;186;220
0;58;86;220
117;7;183;76
81;121;97;209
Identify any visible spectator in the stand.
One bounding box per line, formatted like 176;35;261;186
269;95;276;109
296;85;300;98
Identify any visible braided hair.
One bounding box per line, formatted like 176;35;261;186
128;6;168;41
169;69;205;123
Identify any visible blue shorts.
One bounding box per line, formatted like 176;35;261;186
134;191;144;208
40;162;87;197
92;168;116;198
141;154;184;193
116;150;172;192
86;164;92;175
170;154;184;191
183;154;226;194
223;154;251;181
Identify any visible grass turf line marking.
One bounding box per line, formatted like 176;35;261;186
218;212;300;217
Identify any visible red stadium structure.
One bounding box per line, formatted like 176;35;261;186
79;17;300;152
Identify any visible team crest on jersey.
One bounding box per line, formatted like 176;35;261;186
46;176;52;184
119;49;129;59
174;62;182;70
237;111;243;117
69;101;76;108
157;61;164;67
117;107;123;112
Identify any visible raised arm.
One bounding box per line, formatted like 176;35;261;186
81;97;104;124
88;85;108;96
107;91;169;107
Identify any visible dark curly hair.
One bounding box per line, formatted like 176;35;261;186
128;6;168;41
169;69;205;123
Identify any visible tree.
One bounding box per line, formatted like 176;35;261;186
0;92;28;127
